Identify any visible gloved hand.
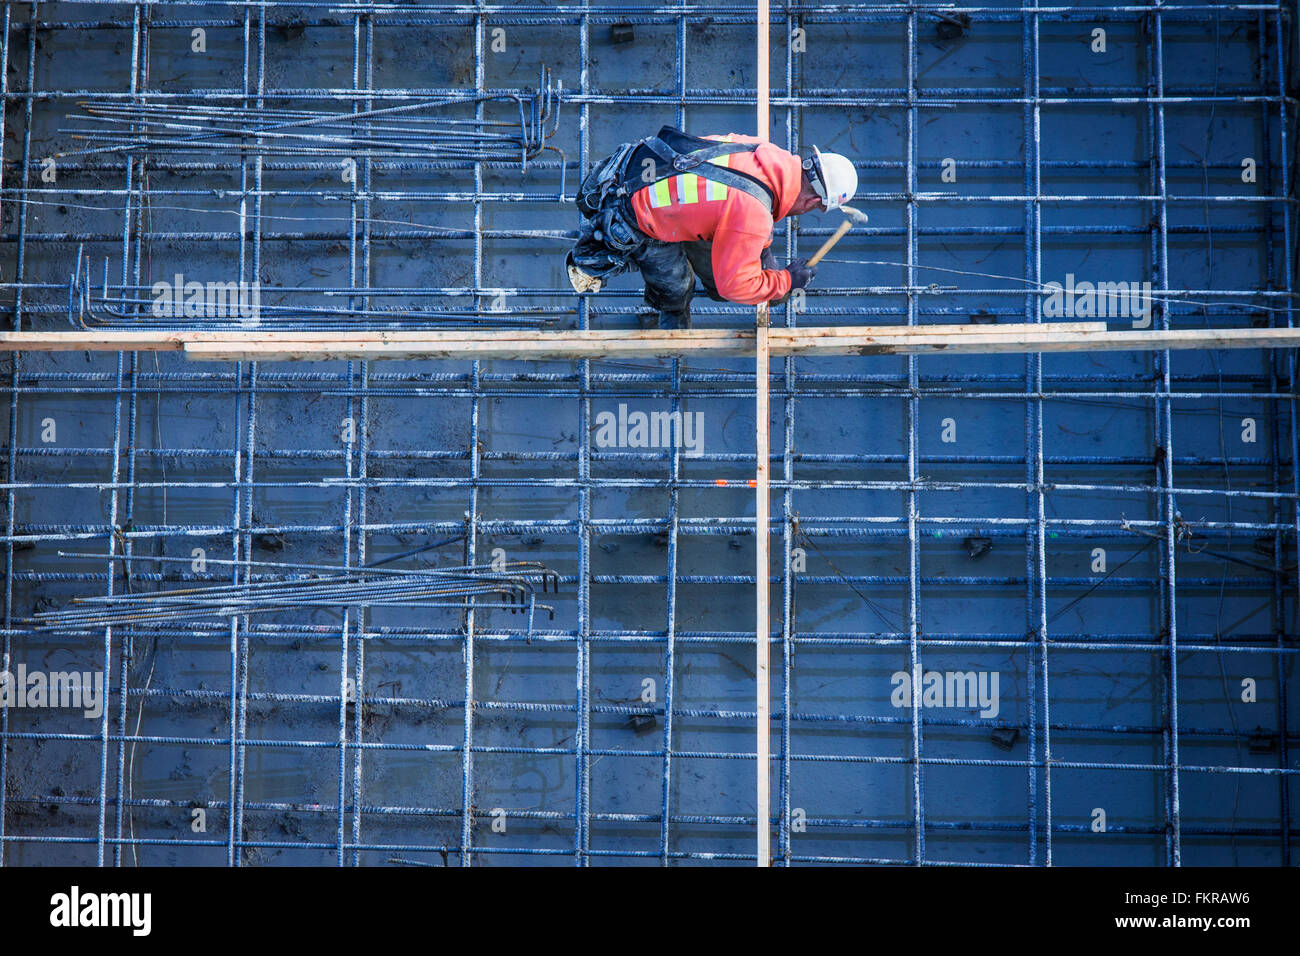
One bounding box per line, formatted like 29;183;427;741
787;258;817;290
760;246;778;271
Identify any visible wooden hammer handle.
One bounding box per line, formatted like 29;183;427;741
806;219;852;267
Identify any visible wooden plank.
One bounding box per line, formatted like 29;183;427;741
180;336;757;362
178;322;1113;363
0;321;1130;352
0;328;749;351
768;321;1107;337
755;0;772;870
4;323;1300;361
773;327;1300;356
755;315;771;871
164;325;1300;362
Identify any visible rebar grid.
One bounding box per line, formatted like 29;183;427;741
0;0;1297;867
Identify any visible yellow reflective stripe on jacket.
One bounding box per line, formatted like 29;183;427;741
650;177;672;208
705;153;730;201
677;174;700;204
648;136;733;208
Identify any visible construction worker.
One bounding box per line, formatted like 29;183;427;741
566;126;858;328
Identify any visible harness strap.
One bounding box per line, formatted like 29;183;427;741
626;128;774;215
666;140;756;169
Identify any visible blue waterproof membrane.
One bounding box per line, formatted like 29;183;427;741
0;1;1296;866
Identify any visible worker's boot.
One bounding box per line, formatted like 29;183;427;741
657;303;691;329
636;242;694;328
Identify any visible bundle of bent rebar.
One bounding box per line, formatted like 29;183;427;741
58;67;561;170
31;557;559;633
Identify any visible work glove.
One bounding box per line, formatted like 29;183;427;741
787;258;817;290
760;246;778;271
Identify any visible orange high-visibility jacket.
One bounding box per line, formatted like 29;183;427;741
628;134;804;305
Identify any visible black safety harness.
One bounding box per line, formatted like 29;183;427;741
623;126;775;214
577;126;776;254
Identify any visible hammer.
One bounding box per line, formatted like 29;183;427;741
807;205;870;267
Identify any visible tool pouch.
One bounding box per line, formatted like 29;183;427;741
566;211;637;293
577;141;635;219
568;141;648;294
597;203;643;255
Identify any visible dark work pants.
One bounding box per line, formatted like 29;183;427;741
629;239;723;329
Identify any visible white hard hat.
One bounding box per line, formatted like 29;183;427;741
810;146;857;211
